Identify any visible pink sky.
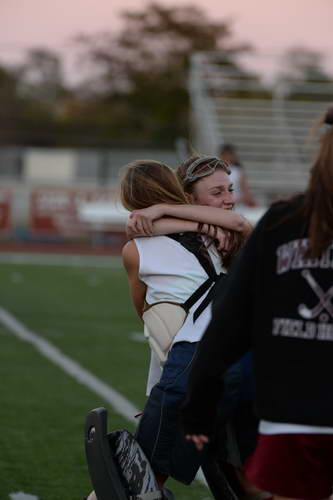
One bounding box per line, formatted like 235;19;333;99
1;0;333;80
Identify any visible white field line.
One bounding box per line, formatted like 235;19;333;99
0;252;122;268
0;307;207;488
9;492;39;500
0;307;138;423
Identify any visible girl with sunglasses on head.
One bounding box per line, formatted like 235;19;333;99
126;155;250;246
121;156;254;496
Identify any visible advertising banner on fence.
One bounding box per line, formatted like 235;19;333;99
30;187;123;237
0;189;11;234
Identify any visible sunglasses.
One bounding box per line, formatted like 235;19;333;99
182;157;230;185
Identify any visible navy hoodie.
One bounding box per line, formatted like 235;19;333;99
181;196;333;436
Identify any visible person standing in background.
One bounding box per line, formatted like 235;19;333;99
219;143;257;209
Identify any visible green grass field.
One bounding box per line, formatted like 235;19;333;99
0;254;212;500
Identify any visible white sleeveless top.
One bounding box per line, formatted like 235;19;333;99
134;236;223;330
229;165;242;204
134;235;224;394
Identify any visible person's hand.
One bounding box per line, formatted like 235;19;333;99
199;224;231;252
185;434;209;451
214;227;232;252
126;212;153;238
126;205;164;238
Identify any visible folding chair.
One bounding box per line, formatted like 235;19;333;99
84;407;166;500
85;407;128;500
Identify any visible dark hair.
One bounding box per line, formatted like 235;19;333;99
218;143;241;167
324;107;333;125
302;106;333;257
219;143;236;155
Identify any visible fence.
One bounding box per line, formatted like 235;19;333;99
189;51;333;204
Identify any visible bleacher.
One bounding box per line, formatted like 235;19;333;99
189;51;333;205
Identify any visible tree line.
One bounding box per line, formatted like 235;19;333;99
0;2;331;148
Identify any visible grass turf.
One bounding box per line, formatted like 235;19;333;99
0;258;212;500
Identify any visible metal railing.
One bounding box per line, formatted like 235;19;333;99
189;51;333;204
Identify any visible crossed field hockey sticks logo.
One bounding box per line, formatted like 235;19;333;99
298;269;333;320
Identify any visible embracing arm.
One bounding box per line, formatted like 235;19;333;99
127;217;229;252
154;204;251;235
127;204;252;238
122;241;146;318
129;217;199;238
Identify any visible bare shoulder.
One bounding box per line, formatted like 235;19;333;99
122;240;139;273
122;239;137;258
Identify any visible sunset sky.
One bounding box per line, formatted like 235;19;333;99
1;0;333;80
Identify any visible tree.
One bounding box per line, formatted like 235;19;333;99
0;49;76;146
73;2;251;145
17;48;66;105
0;3;253;147
280;47;331;82
277;47;333;101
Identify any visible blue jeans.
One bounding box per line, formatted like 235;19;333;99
136;342;256;484
136;342;201;484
